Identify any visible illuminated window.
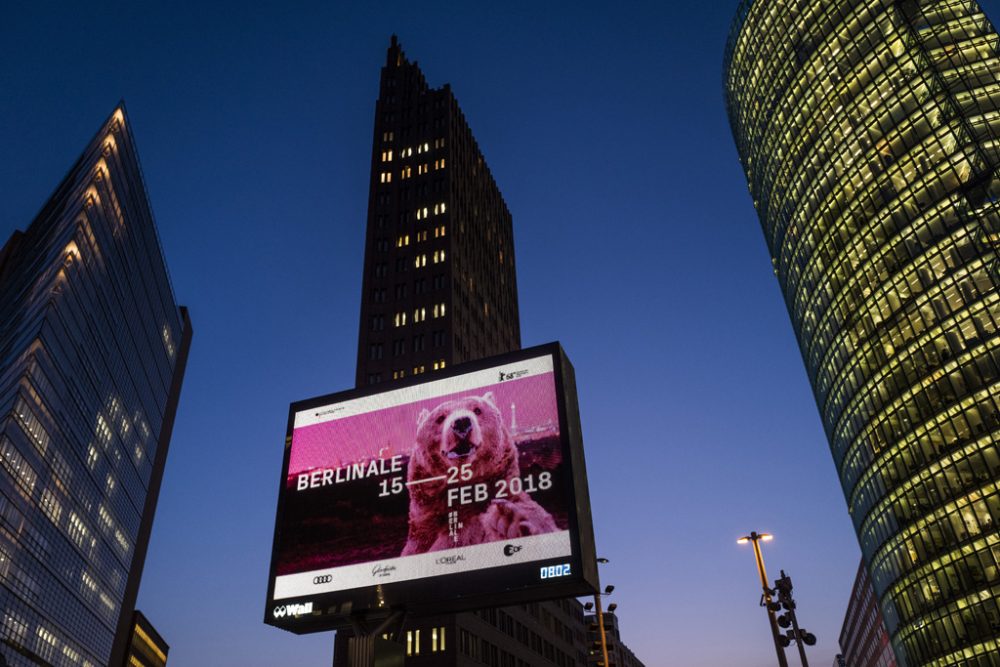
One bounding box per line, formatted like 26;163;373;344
396;235;409;247
402;147;413;157
381;150;393;162
434;138;445;149
400;166;411;179
417;142;429;154
435;626;447;651
36;626;56;661
433;202;447;215
15;398;50;455
380;172;392;183
382;131;394;142
40;490;62;523
416;207;429;220
414;307;426;323
413;365;426;375
434;225;446;238
414;254;427;268
434;158;446;170
0;436;38;494
418;163;428;175
394;312;407;327
393;369;406;380
433;303;446;318
416;230;428;242
407;630;421;656
67;512;92;549
433;360;447;371
433;249;446;264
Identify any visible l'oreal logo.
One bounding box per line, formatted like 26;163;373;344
273;602;313;619
435;554;466;565
498;369;529;382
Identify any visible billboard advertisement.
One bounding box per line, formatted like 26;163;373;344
265;343;597;633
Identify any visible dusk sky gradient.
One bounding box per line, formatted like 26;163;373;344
7;2;1000;666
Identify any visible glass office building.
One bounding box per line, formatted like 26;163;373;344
0;107;191;666
725;1;1000;665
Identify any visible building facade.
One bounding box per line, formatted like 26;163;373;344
122;610;168;667
0;107;191;667
335;37;588;667
725;1;1000;665
355;35;520;389
840;560;897;667
584;612;645;667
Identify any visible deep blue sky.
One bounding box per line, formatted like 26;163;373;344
6;2;999;666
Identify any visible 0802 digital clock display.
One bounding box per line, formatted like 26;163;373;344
540;563;572;579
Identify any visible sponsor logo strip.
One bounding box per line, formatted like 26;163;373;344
272;530;571;600
294;355;554;428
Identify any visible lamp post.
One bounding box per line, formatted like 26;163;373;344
583;557;612;667
738;532;788;667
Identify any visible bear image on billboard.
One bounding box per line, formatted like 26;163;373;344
402;391;557;555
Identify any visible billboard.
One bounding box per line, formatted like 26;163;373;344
265;343;597;633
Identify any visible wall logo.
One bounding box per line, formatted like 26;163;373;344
313;575;333;585
498;369;529;382
503;544;523;557
435;554;467;566
273;602;313;619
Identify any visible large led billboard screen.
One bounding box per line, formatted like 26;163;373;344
265;343;597;633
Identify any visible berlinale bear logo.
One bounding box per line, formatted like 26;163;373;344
401;392;556;556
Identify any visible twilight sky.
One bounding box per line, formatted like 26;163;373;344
5;2;1000;666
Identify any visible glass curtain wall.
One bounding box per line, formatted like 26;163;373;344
725;1;1000;665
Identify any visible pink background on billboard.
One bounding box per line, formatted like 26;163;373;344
289;372;559;474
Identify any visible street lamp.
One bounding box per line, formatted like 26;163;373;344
738;532;788;667
586;559;613;667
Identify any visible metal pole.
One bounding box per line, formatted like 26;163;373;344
780;572;809;667
749;534;789;667
594;593;611;667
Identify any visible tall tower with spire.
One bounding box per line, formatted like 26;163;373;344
355;35;520;389
336;37;587;667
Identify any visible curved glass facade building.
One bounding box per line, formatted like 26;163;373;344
725;1;1000;665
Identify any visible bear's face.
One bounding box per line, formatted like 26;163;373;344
413;392;509;476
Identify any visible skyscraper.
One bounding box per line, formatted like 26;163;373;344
0;106;191;667
725;1;1000;664
355;35;520;388
335;37;587;667
839;560;897;667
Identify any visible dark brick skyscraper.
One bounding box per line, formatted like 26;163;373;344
355;35;520;388
336;37;588;667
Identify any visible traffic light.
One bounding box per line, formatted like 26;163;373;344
772;570;818;655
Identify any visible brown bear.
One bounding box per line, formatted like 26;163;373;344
401;392;557;556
